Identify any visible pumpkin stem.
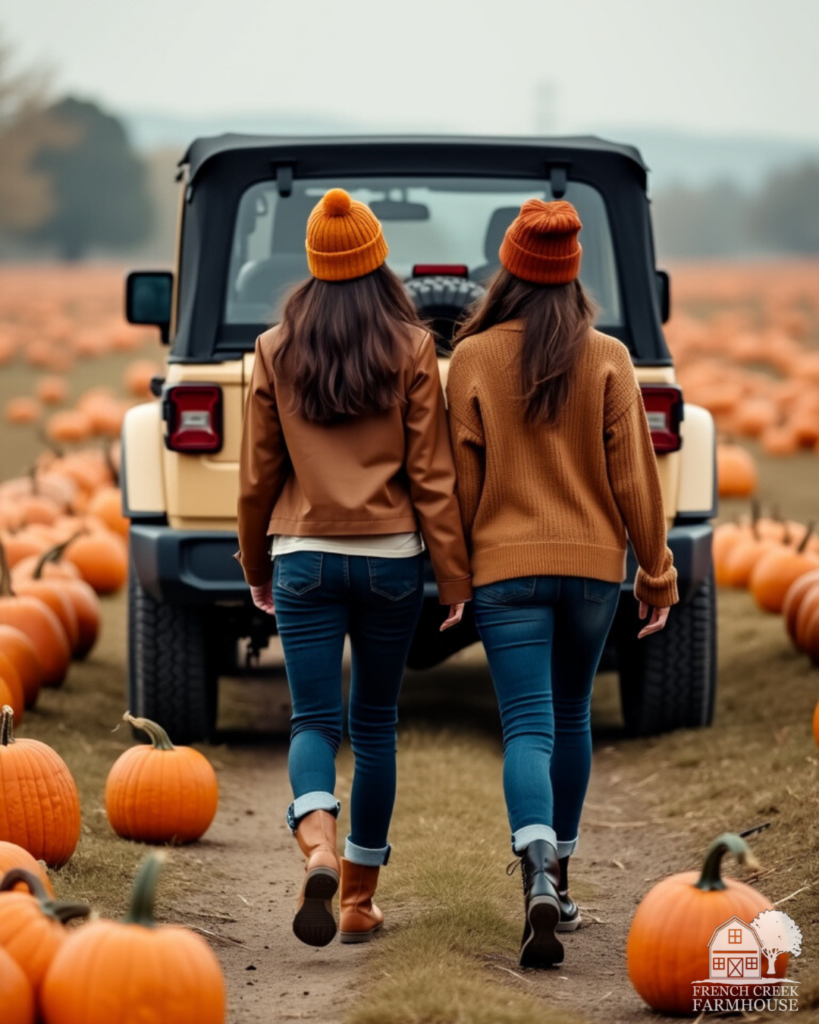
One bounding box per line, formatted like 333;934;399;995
0;705;14;745
104;442;120;486
695;833;760;892
37;426;63;459
0;868;90;923
750;500;760;541
124;852;168;927
32;533;81;580
797;521;815;555
0;542;14;598
123;711;175;750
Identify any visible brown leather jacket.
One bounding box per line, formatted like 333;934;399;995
236;324;473;604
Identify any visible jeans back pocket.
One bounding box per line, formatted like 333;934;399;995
476;576;537;605
583;578;619;604
367;556;421;601
275;551;324;596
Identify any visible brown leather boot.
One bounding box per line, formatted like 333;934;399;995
292;810;340;947
339;858;384;944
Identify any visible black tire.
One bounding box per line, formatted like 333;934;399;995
404;276;485;353
128;559;217;744
615;571;717;736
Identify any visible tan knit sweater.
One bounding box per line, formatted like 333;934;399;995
445;321;679;607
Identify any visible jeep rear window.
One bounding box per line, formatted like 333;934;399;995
224;177;621;330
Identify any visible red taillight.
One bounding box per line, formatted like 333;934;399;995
163;384;223;453
641;385;684;453
412;264;469;278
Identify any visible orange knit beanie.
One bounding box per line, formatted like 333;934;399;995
306;188;388;282
499;199;583;285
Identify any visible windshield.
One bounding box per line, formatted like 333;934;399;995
224;176;622;328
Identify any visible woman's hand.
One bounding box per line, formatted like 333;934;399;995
638;602;670;638
250;581;276;616
440;603;465;631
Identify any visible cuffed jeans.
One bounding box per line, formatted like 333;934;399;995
274;551;424;865
473;575;619;855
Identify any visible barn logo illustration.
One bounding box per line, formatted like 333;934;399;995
692;910;802;1013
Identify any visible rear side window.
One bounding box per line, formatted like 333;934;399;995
224;176;622;331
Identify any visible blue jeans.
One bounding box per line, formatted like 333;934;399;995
274;551;424;866
473;575;620;856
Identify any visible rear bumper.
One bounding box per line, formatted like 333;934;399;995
130;525;247;604
131;521;713;607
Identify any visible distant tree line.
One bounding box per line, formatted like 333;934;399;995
0;31;151;260
652;162;819;259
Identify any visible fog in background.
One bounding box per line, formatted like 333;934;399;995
2;0;819;262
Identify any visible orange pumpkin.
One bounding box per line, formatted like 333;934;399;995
795;582;819;653
58;580;100;660
0;706;81;867
40;854;226;1024
64;531;127;594
0;944;34;1024
0;671;24;724
86;487;128;538
716;444;758;497
123;359;160;398
0;626;43;707
0;545;71;688
35;377;68;406
722;535;778;589
45;410;92;446
0;652;24;718
749;525;819;613
783;570;819;644
628;834;780;1014
0;842;54;897
4;398;41;426
0;869;89;998
13;580;79;656
11;554;79;583
106;714;219;844
802;603;819;664
0;532;46;569
14;495;61;527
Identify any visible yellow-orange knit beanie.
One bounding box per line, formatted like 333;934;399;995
499;199;583;285
306;188;388;282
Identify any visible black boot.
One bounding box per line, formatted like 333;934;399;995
556;855;581;933
514;839;564;968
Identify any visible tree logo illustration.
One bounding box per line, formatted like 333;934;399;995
751;910;803;975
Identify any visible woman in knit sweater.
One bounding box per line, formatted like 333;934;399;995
446;199;678;969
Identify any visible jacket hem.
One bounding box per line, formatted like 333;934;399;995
267;514;420;536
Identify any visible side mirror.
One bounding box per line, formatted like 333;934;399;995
656;270;671;324
126;271;173;344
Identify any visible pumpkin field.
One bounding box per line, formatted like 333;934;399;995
0;262;818;1023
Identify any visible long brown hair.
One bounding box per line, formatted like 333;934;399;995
454;269;597;425
274;265;424;424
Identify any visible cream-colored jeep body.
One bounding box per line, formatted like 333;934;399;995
123;136;716;743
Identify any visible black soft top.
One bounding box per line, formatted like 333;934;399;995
179;134;648;189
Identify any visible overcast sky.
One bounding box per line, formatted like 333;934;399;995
6;0;819;140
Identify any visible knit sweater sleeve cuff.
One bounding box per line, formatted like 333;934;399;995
634;563;679;607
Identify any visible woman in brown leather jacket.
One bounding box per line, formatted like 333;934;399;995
237;188;472;949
